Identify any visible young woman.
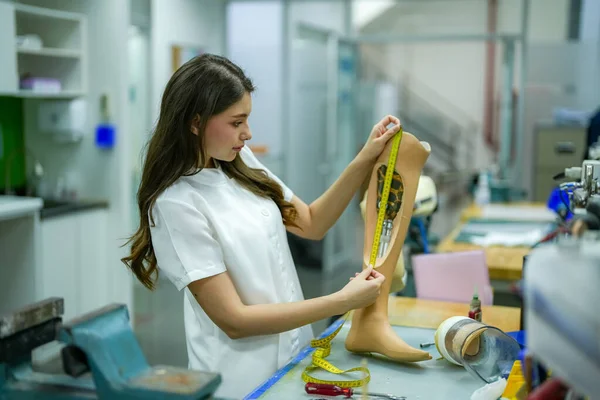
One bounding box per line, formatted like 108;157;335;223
122;53;401;399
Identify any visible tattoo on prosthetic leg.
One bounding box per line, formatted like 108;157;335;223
376;165;404;259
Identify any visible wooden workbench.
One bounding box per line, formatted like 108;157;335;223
437;224;530;281
245;297;520;399
437;202;553;281
386;296;520;331
458;202;549;222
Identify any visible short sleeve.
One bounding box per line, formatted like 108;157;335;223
240;146;294;202
150;198;227;291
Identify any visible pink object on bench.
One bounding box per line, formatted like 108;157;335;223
411;250;493;305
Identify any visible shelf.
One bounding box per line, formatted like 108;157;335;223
15;5;84;52
17;90;84;99
18;55;83;94
14;3;83;23
17;47;81;59
0;91;85;99
19;90;84;99
0;3;87;100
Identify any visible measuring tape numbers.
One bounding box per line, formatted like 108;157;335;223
301;128;404;388
301;313;370;387
369;129;403;268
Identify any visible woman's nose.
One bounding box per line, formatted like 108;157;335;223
242;128;252;141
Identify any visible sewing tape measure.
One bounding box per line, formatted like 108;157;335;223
301;127;404;388
301;313;370;387
369;128;403;268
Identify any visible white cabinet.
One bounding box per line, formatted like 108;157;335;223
0;3;87;99
77;210;109;316
40;214;78;319
40;209;108;321
0;196;42;316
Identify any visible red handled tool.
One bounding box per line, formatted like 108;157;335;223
305;383;406;399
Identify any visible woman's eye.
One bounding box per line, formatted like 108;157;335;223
233;121;242;127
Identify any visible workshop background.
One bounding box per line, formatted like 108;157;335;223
0;0;599;382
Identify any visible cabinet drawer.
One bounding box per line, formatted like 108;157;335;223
535;127;586;169
40;214;79;321
40;209;110;320
534;167;564;202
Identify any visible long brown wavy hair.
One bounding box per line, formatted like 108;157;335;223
122;54;298;290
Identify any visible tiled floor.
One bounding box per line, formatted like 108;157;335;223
133;192;471;368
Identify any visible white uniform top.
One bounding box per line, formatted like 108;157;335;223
149;146;314;399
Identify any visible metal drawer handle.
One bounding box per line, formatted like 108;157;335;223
555;141;575;154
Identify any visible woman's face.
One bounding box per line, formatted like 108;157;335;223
201;92;253;167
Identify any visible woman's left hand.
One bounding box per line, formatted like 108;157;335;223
358;115;402;163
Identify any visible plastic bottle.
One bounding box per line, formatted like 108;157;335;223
469;287;482;322
54;176;66;200
475;171;491;205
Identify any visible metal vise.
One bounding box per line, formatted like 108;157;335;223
558;160;600;232
561;160;600;209
0;298;222;399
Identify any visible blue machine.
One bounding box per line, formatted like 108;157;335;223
0;298;223;399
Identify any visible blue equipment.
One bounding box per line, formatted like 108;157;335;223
0;298;223;399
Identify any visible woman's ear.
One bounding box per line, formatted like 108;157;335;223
190;114;201;136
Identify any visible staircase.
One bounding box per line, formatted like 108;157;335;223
357;79;478;200
360;39;482;172
356;49;479;186
396;81;478;183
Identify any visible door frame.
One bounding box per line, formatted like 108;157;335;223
295;22;360;274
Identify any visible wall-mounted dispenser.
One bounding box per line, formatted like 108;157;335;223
37;99;87;143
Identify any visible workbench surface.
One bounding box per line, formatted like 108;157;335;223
437;224;531;281
437;202;554;281
0;195;42;221
245;297;520;400
458;202;553;223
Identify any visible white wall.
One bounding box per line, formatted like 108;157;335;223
362;0;569;125
227;1;284;168
288;1;346;35
580;0;600;42
129;26;151;168
361;0;487;169
150;0;226;121
580;0;600;109
359;0;570;172
496;0;568;39
131;0;151;29
15;0;134;312
128;24;151;236
286;1;346;202
226;0;347;200
352;0;394;29
579;0;600;103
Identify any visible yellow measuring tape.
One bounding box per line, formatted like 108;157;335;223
369;129;403;268
301;127;404;388
301;313;370;387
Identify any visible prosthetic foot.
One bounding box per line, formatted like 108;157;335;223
345;131;432;362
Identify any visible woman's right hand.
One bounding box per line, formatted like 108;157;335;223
336;266;385;311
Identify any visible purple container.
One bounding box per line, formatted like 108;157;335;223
20;77;62;93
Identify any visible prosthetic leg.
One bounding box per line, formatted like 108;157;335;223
345;131;432;362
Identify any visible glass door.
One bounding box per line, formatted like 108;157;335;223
326;38;360;274
293;24;360;275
